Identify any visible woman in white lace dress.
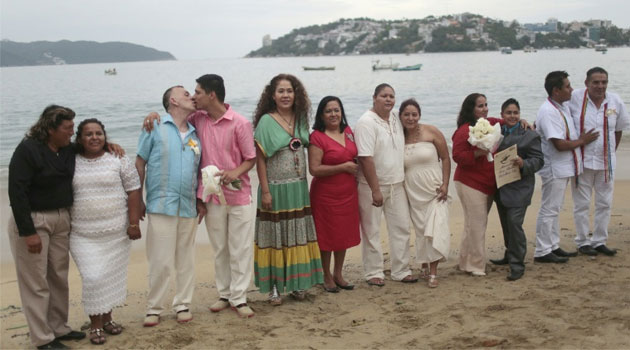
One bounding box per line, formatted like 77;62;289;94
399;99;452;288
69;119;142;345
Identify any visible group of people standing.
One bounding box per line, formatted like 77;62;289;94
7;66;627;349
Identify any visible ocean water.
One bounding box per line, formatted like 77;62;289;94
2;48;630;188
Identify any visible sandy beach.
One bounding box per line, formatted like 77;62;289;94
1;143;630;349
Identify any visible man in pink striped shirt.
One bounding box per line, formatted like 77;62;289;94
190;74;257;318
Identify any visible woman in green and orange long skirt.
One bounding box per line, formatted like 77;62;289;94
253;74;324;305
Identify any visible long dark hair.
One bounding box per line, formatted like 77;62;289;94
75;118;109;154
398;98;421;137
253;74;311;128
456;93;485;128
312;96;348;133
26;105;76;143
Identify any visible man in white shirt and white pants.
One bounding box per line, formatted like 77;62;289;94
569;67;630;256
534;71;599;263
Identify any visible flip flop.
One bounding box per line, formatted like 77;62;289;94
335;281;355;290
323;285;340;293
400;275;419;283
367;278;385;286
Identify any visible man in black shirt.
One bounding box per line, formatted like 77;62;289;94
8;105;86;349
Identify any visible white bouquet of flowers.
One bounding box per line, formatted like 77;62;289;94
201;165;242;204
467;118;503;162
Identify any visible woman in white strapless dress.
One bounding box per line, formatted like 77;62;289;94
399;99;452;288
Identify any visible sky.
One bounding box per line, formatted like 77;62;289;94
1;0;628;60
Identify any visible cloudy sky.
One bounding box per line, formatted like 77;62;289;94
2;0;628;59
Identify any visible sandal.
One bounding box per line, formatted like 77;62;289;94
367;277;385;286
428;275;439;288
103;320;123;335
269;285;282;306
290;290;307;301
89;328;106;345
419;268;430;280
400;274;419;283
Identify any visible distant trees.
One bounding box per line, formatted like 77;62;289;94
425;27;484;52
600;26;628;46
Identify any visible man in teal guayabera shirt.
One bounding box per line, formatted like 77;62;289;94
135;85;204;327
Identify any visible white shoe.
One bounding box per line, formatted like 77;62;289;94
232;303;255;318
176;310;193;323
209;298;230;312
471;271;486;276
143;314;160;327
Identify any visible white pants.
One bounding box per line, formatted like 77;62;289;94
146;214;197;315
358;182;411;281
205;202;254;306
572;168;614;248
535;176;570;257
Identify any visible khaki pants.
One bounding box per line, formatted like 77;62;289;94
8;209;72;347
205;201;255;306
455;182;493;273
358;182;412;281
145;214;197;315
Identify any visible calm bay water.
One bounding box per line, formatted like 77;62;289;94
2;48;630;188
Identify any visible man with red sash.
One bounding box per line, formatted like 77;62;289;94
534;71;599;263
569;67;630;256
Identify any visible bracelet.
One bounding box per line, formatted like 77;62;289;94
129;224;139;229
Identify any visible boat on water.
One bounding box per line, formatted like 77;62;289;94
302;66;335;71
500;47;512;54
523;46;537;53
393;64;422;71
105;68;117;75
372;59;399;71
595;43;608;53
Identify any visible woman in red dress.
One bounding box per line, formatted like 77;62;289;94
308;96;360;292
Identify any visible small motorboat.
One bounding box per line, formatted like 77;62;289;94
393;64;422;71
372;59;399;71
500;47;513;54
105;68;117;75
302;66;335;71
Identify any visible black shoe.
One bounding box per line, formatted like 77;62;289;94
37;339;69;350
56;330;86;341
534;253;568;263
490;257;509;265
507;270;524;281
552;248;578;257
578;245;599;256
594;245;617;256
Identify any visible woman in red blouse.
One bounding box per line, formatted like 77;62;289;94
452;93;502;276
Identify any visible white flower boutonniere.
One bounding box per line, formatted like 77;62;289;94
346;132;355;143
187;139;200;155
605;109;617;117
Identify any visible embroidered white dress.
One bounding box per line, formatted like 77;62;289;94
69;153;140;315
403;142;451;264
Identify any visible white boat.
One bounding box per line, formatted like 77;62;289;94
595;44;608;52
500;47;512;54
523;46;537;53
372;59;399;71
105;68;117;75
